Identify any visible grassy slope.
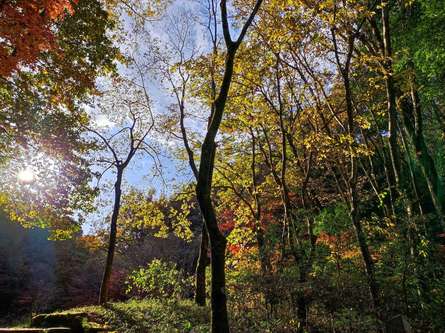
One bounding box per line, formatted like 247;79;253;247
68;299;210;333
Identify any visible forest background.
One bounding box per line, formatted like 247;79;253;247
0;0;445;332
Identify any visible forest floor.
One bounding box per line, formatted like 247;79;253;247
1;300;210;333
76;299;210;332
44;299;209;333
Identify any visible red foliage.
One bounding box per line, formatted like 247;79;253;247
227;244;241;255
0;0;77;77
218;209;236;233
260;211;276;228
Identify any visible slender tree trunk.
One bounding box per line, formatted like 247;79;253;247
400;125;424;217
334;26;381;314
295;217;316;333
195;48;237;333
409;79;444;229
196;182;229;333
369;109;397;217
369;2;400;217
382;0;401;188
195;3;263;330
350;188;380;311
347;89;381;315
347;79;380;311
399;81;444;231
99;167;123;304
195;223;209;306
250;129;270;274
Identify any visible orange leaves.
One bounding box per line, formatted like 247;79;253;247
228;244;242;255
80;234;103;250
317;231;361;260
43;0;77;19
0;0;77;77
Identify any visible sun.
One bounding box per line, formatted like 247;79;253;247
17;168;35;183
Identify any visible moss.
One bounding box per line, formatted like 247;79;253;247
31;312;111;333
0;329;71;332
31;313;85;332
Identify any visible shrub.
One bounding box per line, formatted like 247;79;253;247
125;259;192;300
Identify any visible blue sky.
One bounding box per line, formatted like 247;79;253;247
82;0;209;233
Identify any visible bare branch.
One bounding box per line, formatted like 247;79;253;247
235;0;263;46
84;125;120;164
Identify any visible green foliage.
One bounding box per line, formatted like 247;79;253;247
56;299;210;333
225;264;302;332
314;203;350;235
118;189;194;244
125;259;192;300
393;0;445;100
328;308;379;333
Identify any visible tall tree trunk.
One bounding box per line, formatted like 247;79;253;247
382;0;401;190
399;79;444;231
409;79;444;229
333;24;382;313
195;45;236;333
195;223;209;306
196;181;229;333
350;188;380;311
346;72;380;312
99;167;123;304
196;3;263;330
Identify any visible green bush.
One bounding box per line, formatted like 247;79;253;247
125;259;192;299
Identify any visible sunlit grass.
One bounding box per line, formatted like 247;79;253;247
67;299;210;333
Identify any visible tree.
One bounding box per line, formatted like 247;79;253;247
147;10;210;306
0;0;118;236
0;0;77;77
193;1;263;331
85;77;157;304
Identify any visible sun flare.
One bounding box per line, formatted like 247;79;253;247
17;168;35;183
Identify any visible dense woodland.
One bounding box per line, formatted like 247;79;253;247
1;0;445;332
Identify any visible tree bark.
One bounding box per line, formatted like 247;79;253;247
194;223;209;306
195;43;236;333
350;190;380;311
382;0;401;189
400;79;445;231
332;24;381;314
196;180;229;333
99;167;123;304
195;2;263;330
